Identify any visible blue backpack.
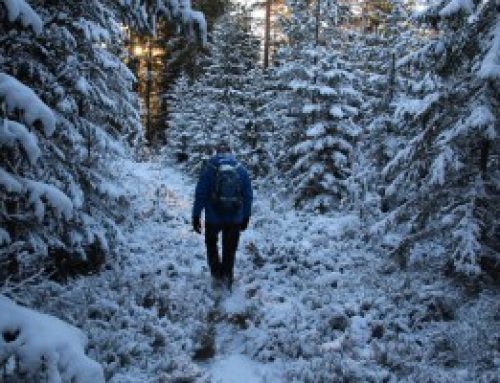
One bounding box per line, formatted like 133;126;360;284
210;163;243;214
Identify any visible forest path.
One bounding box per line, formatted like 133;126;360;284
94;156;497;382
117;157;282;382
114;155;403;382
115;156;397;382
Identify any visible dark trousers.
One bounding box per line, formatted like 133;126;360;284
205;223;240;282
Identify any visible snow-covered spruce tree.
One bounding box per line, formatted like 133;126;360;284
120;0;207;42
167;5;262;174
0;0;144;280
380;0;500;277
344;1;424;222
238;68;279;178
157;0;229;97
275;1;363;212
166;71;214;170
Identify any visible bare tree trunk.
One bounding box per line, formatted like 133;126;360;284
480;139;490;175
315;0;320;46
146;37;153;142
387;52;396;107
264;0;272;68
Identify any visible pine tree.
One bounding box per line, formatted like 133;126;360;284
272;1;363;211
345;0;421;221
380;0;499;276
0;0;143;279
167;72;213;170
167;5;262;174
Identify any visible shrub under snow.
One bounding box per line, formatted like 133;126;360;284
0;295;104;383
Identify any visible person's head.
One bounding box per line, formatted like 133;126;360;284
215;140;231;154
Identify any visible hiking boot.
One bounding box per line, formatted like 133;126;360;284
211;277;224;290
225;275;233;292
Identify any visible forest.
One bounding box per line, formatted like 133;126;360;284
0;0;499;382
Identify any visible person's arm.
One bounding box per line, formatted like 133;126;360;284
193;163;213;222
241;167;253;221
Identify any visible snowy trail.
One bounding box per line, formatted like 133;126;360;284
115;157;499;382
21;156;497;382
116;157;284;382
113;157;407;382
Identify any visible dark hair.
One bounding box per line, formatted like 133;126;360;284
216;140;231;154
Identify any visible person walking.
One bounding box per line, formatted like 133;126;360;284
192;141;253;290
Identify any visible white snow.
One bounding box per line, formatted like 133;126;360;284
210;354;276;383
394;92;440;118
429;146;457;185
340;85;361;99
0;295;104;383
189;10;207;45
478;22;500;80
329;105;344;118
0;167;23;193
26;179;73;221
1;0;43;35
288;79;308;90
0;227;10;245
0;73;56;136
319;86;337;96
452;207;482;275
0;118;40;164
320;214;361;239
77;18;110;43
306;122;325;137
463;104;496;137
439;0;473;17
439;104;496;144
8;156;498;382
177;0;207;45
75;76;91;96
302;103;320;114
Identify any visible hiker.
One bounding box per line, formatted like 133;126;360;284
192;142;253;290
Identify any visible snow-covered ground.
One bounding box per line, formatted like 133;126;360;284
4;155;499;382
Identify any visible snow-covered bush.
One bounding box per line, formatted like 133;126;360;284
0;295;104;382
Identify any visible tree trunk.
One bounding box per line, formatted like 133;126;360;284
264;0;272;68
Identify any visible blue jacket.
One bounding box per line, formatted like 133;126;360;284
193;154;252;224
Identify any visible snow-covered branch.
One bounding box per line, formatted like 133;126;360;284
0;73;56;137
1;0;43;35
0;295;104;383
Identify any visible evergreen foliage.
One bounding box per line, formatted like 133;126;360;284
380;0;499;276
272;1;364;211
0;0;141;279
167;5;263;175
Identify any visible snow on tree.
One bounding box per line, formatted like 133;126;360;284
119;0;207;44
166;72;212;169
1;0;143;280
166;5;262;174
0;0;42;35
378;0;500;276
0;295;104;382
341;1;424;224
0;73;55;136
0;56;74;262
272;1;363;211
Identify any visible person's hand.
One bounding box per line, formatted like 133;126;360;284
192;216;201;234
240;216;250;231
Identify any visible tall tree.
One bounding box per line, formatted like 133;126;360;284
380;0;499;276
167;5;262;173
271;0;365;211
0;0;143;280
